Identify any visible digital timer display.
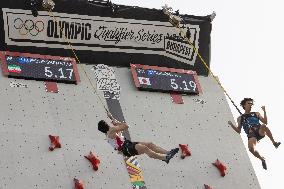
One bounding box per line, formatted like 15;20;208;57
131;64;202;95
0;51;80;84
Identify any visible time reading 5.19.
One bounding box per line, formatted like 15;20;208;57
170;78;197;91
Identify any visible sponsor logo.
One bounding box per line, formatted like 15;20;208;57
164;37;193;60
10;81;28;88
126;156;145;186
14;18;44;36
92;64;121;100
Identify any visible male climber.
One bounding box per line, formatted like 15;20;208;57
98;112;179;163
228;98;281;170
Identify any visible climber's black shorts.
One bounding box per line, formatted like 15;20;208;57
247;125;265;141
121;140;139;157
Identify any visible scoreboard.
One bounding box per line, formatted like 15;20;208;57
131;64;202;95
0;51;80;84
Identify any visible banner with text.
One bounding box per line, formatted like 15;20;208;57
3;8;201;65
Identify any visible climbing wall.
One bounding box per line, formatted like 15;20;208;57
0;64;261;189
115;67;261;189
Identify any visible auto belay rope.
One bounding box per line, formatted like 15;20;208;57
162;4;242;116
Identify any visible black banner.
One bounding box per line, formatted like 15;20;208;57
0;0;212;75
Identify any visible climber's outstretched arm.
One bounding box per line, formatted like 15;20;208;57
228;117;241;134
107;112;129;134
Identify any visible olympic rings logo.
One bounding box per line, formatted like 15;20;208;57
13;18;44;36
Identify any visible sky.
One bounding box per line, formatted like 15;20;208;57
111;0;284;188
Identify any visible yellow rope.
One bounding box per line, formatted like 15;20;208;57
47;10;109;113
46;7;241;115
176;24;242;114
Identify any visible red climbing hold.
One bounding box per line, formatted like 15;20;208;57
84;151;101;171
48;135;61;151
179;144;191;159
213;159;227;177
204;184;213;189
74;178;85;189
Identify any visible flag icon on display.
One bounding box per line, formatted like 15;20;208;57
138;77;151;86
8;65;22;73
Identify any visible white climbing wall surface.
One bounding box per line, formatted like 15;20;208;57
0;64;261;189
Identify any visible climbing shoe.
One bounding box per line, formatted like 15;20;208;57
261;159;267;170
162;148;179;164
169;148;179;155
273;142;281;149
